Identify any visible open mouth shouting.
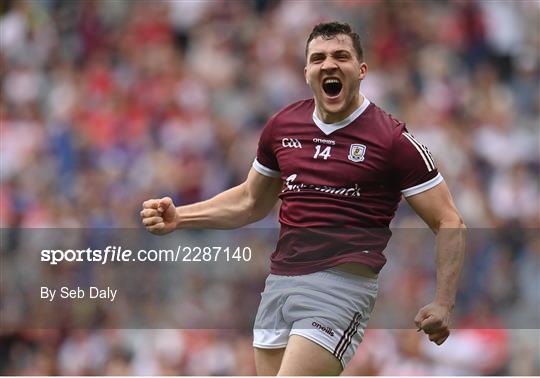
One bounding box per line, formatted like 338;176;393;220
322;77;343;98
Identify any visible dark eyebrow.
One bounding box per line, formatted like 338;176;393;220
333;50;352;57
309;49;352;60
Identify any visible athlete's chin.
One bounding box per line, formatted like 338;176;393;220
318;91;348;111
320;100;347;115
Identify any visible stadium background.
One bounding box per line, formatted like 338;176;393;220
0;0;538;375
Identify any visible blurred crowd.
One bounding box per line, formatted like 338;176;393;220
1;0;539;375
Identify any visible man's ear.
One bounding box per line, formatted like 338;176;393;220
304;66;309;84
359;62;368;80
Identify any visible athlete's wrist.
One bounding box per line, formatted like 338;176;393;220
432;298;455;312
174;206;184;228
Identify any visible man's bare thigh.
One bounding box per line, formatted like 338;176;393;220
254;347;285;376
277;335;342;376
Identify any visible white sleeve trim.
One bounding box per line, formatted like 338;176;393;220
401;173;443;197
252;158;280;178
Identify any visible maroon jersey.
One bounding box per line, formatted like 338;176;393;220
254;97;442;275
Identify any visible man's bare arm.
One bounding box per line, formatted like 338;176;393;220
176;168;282;229
406;180;466;345
141;167;282;234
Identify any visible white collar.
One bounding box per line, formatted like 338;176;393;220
312;95;371;136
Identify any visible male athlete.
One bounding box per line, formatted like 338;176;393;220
141;22;466;375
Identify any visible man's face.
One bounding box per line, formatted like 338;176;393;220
305;34;367;120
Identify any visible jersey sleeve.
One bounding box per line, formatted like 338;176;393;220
391;125;443;197
253;115;281;178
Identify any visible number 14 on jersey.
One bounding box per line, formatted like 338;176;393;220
313;145;332;160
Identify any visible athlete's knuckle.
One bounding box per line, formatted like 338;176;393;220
150;223;164;231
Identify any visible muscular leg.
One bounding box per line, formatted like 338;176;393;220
278;335;342;376
254;347;285;376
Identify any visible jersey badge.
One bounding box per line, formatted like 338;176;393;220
348;144;366;162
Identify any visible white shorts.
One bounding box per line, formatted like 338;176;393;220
253;268;378;368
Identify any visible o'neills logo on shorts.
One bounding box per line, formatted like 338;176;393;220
312;321;335;337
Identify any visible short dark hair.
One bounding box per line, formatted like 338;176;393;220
306;21;364;62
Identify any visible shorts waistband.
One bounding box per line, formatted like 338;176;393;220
268;268;378;287
321;267;378;284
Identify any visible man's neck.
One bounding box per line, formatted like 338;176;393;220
316;93;364;124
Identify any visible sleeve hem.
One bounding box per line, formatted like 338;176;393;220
401;173;443;197
253;158;281;178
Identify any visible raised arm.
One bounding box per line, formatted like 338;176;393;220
141;167;283;234
405;180;466;345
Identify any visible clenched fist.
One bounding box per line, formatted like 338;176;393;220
140;197;177;235
414;302;452;345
